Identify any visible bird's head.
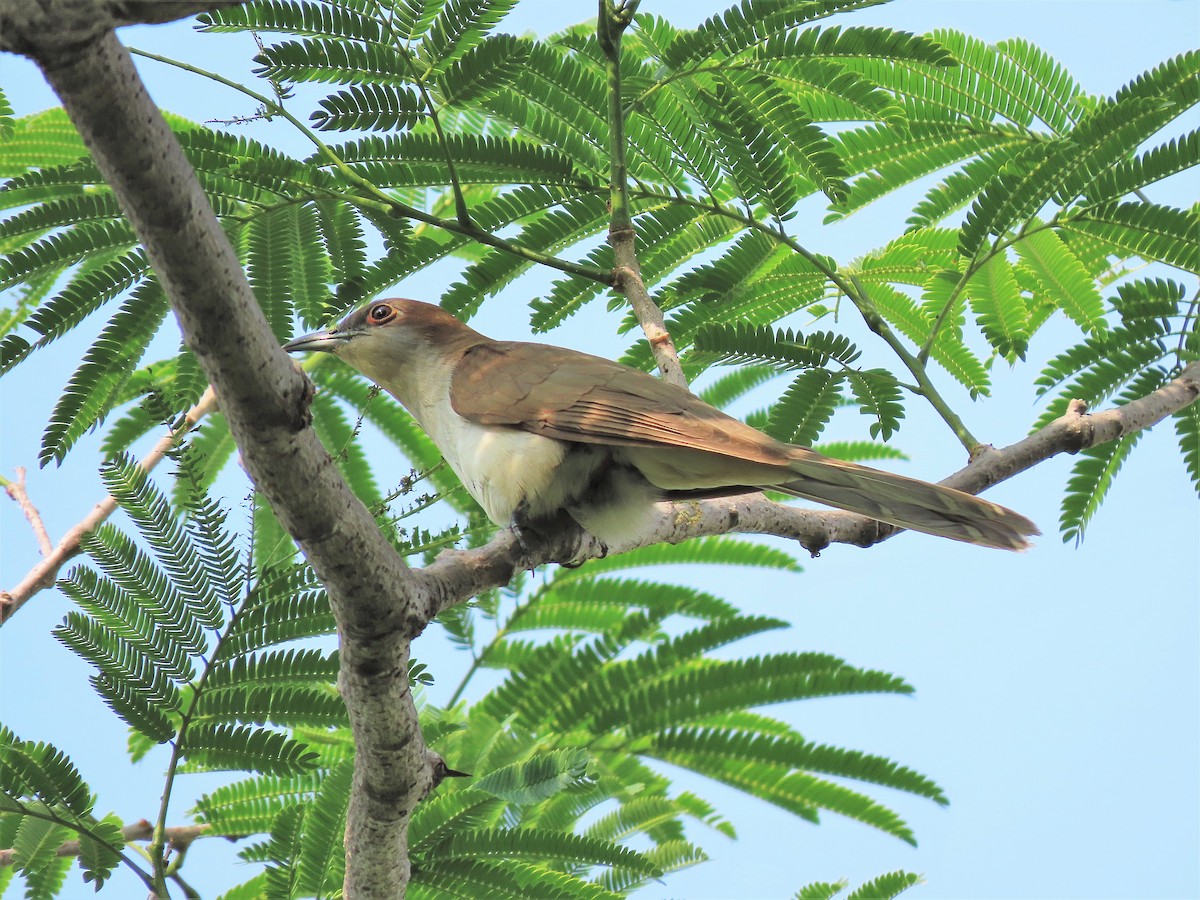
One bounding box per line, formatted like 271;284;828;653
283;298;484;387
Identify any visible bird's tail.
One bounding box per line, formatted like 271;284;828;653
779;452;1039;551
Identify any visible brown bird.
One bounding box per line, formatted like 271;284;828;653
283;299;1038;551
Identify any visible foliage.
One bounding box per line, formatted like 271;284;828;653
0;0;1197;896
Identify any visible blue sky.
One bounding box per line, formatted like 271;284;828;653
1;2;1197;898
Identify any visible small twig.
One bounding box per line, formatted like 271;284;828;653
0;387;218;625
4;467;53;557
0;821;210;867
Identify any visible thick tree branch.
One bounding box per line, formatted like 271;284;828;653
423;361;1200;615
0;2;434;895
1;388;218;625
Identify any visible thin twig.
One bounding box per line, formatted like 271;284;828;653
0;821;210;868
4;467;53;557
0;387;219;625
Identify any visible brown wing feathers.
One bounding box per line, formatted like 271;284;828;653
452;342;792;463
450;341;1038;550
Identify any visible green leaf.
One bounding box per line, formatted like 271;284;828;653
1175;401;1200;494
421;0;520;75
97;453;228;627
54;612;182;739
959;97;1177;258
1113;47;1199;106
832;126;1021;222
794;878;849;900
966;253;1029;359
0;248;150;376
198;1;387;42
1013;228;1105;332
40;280;169;466
1060;368;1169;541
473;750;591;804
869;277;990;396
0;728;95;817
764;369;844;445
181;723;320;775
312;83;424;132
694;322;860;371
77;813;124;890
811;440;908;462
846;368;904;440
1063;201;1200;274
1085;129;1200;204
11;816;69;875
846;870;923;900
294;760;352;896
436;34;531;105
0;220;136;292
0;86;13;140
994;36;1084;131
647;728;946;804
664;0;888;67
434;827;660;875
557;536;802;581
720;70;849;204
195;772;328;836
0;109;88;176
255;38;413;86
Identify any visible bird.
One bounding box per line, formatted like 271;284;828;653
283;299;1038;551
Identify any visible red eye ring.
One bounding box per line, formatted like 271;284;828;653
367;303;396;325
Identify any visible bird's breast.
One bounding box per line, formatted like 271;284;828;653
411;398;577;525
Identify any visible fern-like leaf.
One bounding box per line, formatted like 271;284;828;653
764;369;845;445
312;82;425;132
1063;201;1200;274
39;280;168;465
1013;227;1105;332
845;368;904;440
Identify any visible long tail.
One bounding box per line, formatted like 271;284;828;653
779;452;1039;551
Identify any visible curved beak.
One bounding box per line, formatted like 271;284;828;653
282;327;352;354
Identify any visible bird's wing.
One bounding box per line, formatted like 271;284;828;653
449;341;1039;549
449;341;792;466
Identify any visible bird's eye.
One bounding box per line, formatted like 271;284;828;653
367;303;396;325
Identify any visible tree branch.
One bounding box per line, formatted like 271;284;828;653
597;0;686;388
0;3;435;895
0;821;209;868
3;468;53;558
1;388;218;625
423;361;1200;614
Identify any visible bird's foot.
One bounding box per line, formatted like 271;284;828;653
511;506;595;569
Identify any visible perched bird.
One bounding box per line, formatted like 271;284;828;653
284;299;1038;551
